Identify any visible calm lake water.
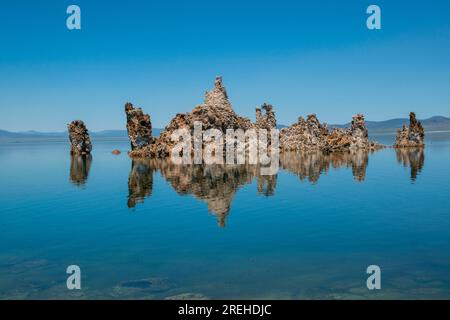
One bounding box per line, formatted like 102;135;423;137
1;133;450;299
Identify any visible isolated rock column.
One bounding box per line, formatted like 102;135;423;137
349;114;369;149
68;120;92;155
394;112;425;147
125;102;153;151
280;114;329;151
255;103;276;130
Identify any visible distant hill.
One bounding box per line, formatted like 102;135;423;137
1;117;449;138
0;129;161;138
331;116;450;133
0;129;15;137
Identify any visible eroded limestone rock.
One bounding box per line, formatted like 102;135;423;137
255;103;276;130
349;114;369;149
280;113;380;153
128;77;253;158
394;112;425;148
279;114;329;151
68;120;92;155
324;114;369;152
125;77;383;158
125;102;153;151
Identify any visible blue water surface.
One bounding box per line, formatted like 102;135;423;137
1;133;450;299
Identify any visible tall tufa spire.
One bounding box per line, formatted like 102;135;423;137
204;76;233;111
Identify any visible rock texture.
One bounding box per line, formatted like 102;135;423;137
394;112;425;147
128;77;253;158
349;114;370;149
255;103;276;130
324;114;369;152
125;102;153;151
67;120;92;155
125;76;384;158
280;113;380;153
279;114;329;151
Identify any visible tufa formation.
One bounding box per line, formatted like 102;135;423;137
255;103;276;130
280;113;383;153
280;114;329;151
394;112;425;148
323;114;370;152
124;76;399;158
127;76;253;158
125;102;153;150
68;120;92;155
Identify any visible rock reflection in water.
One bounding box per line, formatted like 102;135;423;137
127;160;154;208
280;150;369;183
69;154;92;186
127;159;276;227
396;148;425;181
126;151;374;227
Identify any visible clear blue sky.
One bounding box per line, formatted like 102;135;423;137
1;0;449;131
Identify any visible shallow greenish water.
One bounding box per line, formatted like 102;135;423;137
1;133;450;299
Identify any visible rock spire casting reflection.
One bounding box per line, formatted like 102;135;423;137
396;148;425;182
126;151;374;227
280;150;369;183
69;154;92;186
127;159;154;208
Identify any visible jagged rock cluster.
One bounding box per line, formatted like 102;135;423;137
255;103;276;130
128;77;253;158
280;113;382;153
279;114;329;151
123;76;405;159
323;114;370;152
67;120;92;155
394;112;425;148
125;102;153;150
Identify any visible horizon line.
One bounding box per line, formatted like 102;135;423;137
1;114;450;134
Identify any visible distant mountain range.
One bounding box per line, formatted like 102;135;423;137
0;128;164;139
1;116;450;138
331;116;450;133
0;129;129;138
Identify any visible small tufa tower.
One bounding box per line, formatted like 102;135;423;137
124;102;153;151
255;103;276;130
394;112;425;148
67;120;92;155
